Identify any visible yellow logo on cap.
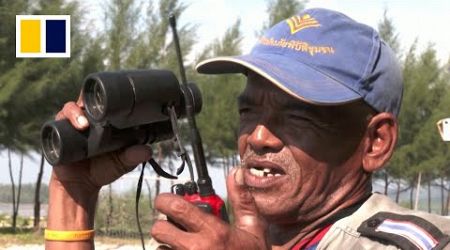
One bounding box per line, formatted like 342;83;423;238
286;14;320;34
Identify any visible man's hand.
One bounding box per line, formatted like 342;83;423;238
51;96;152;194
46;96;152;250
151;167;269;250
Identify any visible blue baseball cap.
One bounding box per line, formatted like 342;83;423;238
196;8;403;116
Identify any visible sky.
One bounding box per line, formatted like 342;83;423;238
2;0;450;194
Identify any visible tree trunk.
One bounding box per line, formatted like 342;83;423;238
168;158;175;187
153;144;163;218
410;181;414;209
105;184;113;233
414;172;421;211
441;177;445;215
427;179;431;213
384;172;389;195
15;153;24;228
8;149;17;232
222;155;230;180
34;152;45;230
222;156;227;180
153;177;160;218
395;180;401;203
445;181;450;216
145;179;153;210
155;177;161;198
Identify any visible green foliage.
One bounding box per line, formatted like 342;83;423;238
0;0;29;73
0;227;43;245
388;43;450;189
0;183;49;203
195;20;245;160
375;10;450;195
102;0;197;75
0;0;101;152
95;190;153;234
259;0;307;34
378;9;400;56
104;0;141;70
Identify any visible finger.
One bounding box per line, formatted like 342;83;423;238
76;91;84;108
116;144;153;167
89;145;152;186
155;193;219;233
62;101;88;130
55;110;64;120
227;167;267;237
151;219;194;250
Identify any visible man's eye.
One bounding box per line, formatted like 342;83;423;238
287;114;335;130
239;107;251;115
287;114;313;123
239;108;260;121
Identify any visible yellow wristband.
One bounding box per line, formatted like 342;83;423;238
45;229;95;241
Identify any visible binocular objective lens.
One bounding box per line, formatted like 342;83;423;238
84;79;107;121
93;82;105;115
42;126;61;163
50;129;61;158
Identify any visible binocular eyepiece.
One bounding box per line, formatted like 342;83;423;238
41;70;202;165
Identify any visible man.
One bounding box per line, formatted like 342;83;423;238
46;8;450;250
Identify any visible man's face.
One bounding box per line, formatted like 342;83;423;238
238;72;373;224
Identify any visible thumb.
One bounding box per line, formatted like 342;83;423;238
227;167;267;239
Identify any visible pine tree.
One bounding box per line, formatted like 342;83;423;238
376;8;401;194
0;0;105;231
390;44;447;208
259;0;307;34
195;20;244;171
378;9;400;56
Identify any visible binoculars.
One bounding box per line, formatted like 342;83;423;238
41;70;202;165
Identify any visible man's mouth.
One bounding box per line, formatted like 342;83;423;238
243;160;287;188
249;166;284;177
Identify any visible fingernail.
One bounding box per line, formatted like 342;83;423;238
77;115;88;127
234;167;244;186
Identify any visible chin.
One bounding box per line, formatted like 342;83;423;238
252;191;296;222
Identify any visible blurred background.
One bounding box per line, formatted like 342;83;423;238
1;0;450;249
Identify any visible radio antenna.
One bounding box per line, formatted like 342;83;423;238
169;14;215;196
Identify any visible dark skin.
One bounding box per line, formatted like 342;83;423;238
237;73;380;246
47;72;398;249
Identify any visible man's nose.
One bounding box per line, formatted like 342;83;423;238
247;124;283;154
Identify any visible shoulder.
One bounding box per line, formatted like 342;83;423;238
318;193;450;250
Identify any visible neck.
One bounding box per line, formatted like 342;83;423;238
269;176;373;248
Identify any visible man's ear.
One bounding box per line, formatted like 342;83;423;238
362;112;398;172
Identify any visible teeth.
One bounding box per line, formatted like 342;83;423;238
250;168;264;177
249;167;282;177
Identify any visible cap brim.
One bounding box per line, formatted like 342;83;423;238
196;54;362;105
